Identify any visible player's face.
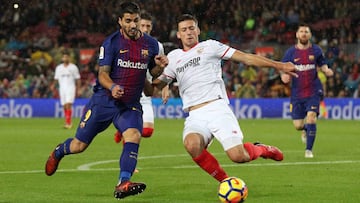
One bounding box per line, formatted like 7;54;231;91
119;13;140;40
296;26;312;45
140;19;153;35
62;54;70;64
177;20;200;50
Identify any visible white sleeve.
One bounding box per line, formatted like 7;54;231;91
158;42;165;55
207;39;236;60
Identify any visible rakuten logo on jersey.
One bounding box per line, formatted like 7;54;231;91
117;59;147;69
295;64;315;71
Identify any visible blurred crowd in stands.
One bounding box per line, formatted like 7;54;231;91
0;0;359;100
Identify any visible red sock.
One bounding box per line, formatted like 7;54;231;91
114;131;122;143
243;142;265;160
64;109;72;125
142;127;154;138
193;149;228;182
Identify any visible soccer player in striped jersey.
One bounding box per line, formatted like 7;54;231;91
281;23;333;158
45;2;168;199
152;14;296;184
114;11;170;144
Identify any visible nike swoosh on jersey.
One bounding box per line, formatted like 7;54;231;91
119;50;129;54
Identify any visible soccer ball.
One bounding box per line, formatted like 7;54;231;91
218;177;248;203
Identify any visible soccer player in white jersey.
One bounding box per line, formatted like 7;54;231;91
152;14;297;183
114;11;169;143
54;51;80;129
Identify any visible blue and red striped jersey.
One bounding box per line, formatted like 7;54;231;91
282;44;326;99
95;31;159;105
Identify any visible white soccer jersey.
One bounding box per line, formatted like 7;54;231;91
159;40;236;111
54;63;80;105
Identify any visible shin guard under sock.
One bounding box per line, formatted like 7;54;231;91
119;142;139;182
244;142;263;160
193;149;228;182
305;124;316;150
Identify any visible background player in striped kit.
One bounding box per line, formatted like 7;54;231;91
45;2;168;199
54;51;80;129
152;14;297;184
281;23;333;158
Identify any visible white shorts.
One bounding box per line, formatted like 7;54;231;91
141;98;154;124
183;99;243;151
59;88;76;105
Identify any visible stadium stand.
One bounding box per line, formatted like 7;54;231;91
0;0;359;98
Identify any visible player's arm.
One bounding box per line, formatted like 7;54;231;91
319;64;334;77
161;85;170;104
76;78;81;97
143;79;153;96
230;50;298;78
150;55;168;78
98;65;124;99
152;78;168;95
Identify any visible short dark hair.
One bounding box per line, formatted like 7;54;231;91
119;1;141;18
176;14;198;25
140;11;153;21
297;22;311;31
62;50;70;56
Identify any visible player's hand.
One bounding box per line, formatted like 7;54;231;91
324;68;334;77
161;85;170;104
280;62;298;78
111;84;124;99
155;55;169;68
280;73;291;84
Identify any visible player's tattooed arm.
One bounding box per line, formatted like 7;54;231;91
98;65;124;98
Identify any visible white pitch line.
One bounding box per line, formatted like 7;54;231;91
1;153;359;175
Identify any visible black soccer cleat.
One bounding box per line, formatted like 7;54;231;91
114;180;146;199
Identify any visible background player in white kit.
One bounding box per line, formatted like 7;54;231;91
152;14;297;183
54;51;80;129
114;11;169;143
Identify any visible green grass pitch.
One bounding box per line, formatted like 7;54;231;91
0;118;359;203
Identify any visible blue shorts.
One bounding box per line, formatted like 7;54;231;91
290;95;321;120
75;94;143;144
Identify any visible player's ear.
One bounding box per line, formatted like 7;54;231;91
196;27;201;36
118;17;122;26
176;31;181;39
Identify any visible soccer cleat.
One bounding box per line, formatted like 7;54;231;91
114;131;122;143
301;130;307;144
45;145;62;176
64;124;72;129
305;150;314;158
254;142;284;161
114;181;146;199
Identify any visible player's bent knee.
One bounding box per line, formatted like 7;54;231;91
229;153;250;163
142;127;154;138
227;147;250;163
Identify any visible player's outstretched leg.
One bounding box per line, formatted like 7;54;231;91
254;142;284;161
45;138;73;176
114;181;146;199
301;130;307;144
45;144;63;176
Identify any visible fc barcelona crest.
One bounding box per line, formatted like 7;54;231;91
141;49;149;57
309;55;315;61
